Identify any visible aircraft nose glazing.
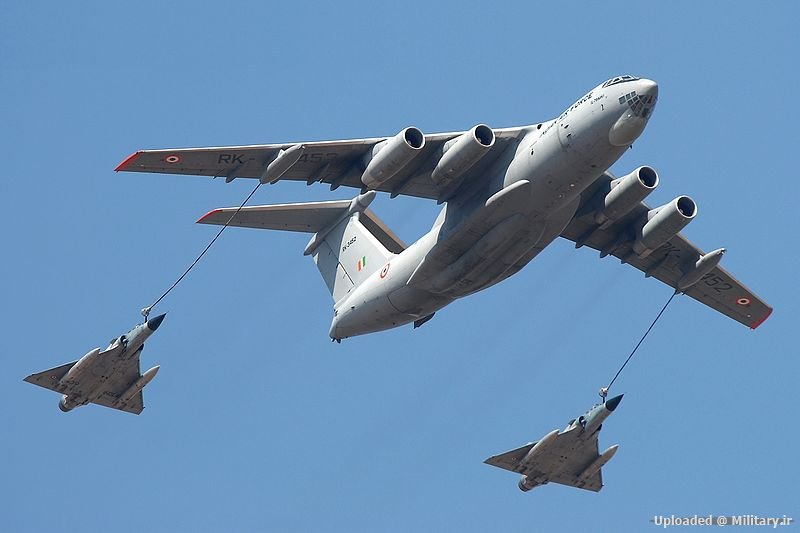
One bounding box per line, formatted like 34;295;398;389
619;79;658;119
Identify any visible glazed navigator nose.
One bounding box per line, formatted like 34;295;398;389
638;78;658;100
609;79;658;147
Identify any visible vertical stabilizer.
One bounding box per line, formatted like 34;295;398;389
313;212;392;303
198;192;404;305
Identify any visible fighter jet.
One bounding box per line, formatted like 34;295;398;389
116;76;771;340
24;314;166;415
484;394;623;492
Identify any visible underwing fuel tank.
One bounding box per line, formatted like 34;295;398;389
117;365;160;406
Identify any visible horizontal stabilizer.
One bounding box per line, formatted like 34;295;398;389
198;201;406;254
198;199;352;233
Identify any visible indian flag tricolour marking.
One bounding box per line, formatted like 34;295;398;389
357;256;366;272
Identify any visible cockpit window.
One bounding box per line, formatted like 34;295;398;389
602;75;640;88
618;90;656;117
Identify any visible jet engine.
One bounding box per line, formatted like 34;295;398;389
361;127;425;189
633;196;697;257
59;394;80;412
431;124;495;189
518;475;545;492
594;166;659;228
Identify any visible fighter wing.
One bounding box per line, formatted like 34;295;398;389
485;428;605;492
115;127;526;201
544;431;603;492
484;442;536;473
560;172;772;329
528;429;604;492
91;348;145;415
92;390;144;415
23;360;77;393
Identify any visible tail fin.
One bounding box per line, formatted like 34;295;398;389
198;192;405;303
311;210;393;302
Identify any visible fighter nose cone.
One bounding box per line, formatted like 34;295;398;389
605;394;624;412
146;313;167;332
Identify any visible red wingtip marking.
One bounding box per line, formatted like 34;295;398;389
750;307;773;330
197;209;223;224
115;151;141;172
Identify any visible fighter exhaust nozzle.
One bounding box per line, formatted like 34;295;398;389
59;394;81;412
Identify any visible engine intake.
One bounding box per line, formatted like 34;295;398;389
361;127;425;189
594;166;659;228
431;124;495;189
633;196;697;257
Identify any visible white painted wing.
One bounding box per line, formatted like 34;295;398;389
90;349;144;415
23;360;77;393
484;442;536;473
197;199;352;233
485;428;604;492
93;389;144;415
198;204;406;254
115;128;527;201
560;172;772;329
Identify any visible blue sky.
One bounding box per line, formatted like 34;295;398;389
2;1;797;531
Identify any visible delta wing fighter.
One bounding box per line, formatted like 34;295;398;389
24;314;166;414
117;76;771;340
485;395;624;492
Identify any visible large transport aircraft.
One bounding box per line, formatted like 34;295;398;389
117;75;771;341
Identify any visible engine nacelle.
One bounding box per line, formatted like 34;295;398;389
633;196;697;258
594;166;659;228
361;127;425;189
431;124;495;189
59;394;80;412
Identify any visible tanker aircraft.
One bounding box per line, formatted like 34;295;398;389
117;75;771;341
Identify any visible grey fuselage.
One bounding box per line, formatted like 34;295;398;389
57;317;161;411
330;77;658;339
